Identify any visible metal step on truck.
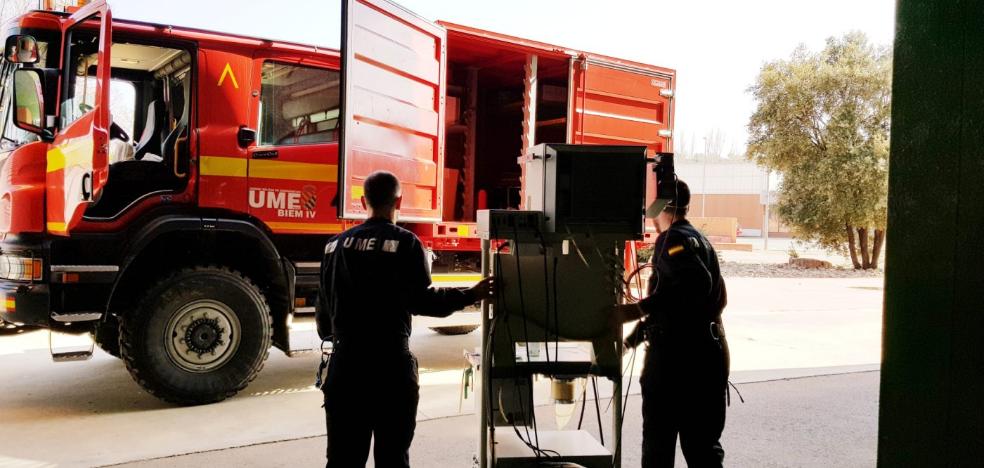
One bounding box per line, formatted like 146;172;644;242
0;0;675;404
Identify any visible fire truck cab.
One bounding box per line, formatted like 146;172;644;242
0;0;674;404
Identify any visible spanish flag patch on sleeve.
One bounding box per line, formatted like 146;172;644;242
667;245;685;256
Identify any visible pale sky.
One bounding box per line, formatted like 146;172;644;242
109;0;896;155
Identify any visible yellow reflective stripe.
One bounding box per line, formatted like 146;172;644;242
47;222;67;233
47;146;65;173
668;245;684;256
267;222;344;233
47;139;95;173
250;160;337;182
2;298;14;311
200;156;247;177
432;274;482;283
200;156;337;182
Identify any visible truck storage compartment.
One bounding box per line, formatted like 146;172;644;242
441;30;571;222
444;49;569;222
411;23;675;259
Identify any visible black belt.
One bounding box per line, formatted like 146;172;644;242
645;320;725;343
332;336;410;352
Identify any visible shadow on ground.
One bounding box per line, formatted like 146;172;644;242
0;327;481;419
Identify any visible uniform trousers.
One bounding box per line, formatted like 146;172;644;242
323;346;419;468
640;337;728;468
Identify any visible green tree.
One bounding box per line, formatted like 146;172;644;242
748;32;891;269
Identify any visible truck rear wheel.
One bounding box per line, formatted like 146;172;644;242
120;266;272;405
94;317;121;358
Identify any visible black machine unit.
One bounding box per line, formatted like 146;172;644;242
524;144;648;237
475;144;662;467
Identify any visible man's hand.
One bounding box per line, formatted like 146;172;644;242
469;277;496;301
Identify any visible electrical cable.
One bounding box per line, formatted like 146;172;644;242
512;425;560;458
592;375;605;446
484;232;509;466
610;176;680;467
490;224;545;462
552;256;560;360
538;225;551;365
536;223;562;366
492;226;533;458
606;344;637;413
513;224;533;367
576;378;588;430
492;212;657;463
494;231;546;461
622;263;653;302
511;223;548;460
489;222;555;461
611;344;638;467
508;227;536;454
564;226;590;267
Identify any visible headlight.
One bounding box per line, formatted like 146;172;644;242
0;255;43;281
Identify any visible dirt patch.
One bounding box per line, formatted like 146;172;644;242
722;262;884;278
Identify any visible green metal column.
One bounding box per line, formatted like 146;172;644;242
879;1;984;465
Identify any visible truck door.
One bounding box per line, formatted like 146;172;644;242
338;0;447;222
45;1;111;235
246;59;343;234
569;58;673;154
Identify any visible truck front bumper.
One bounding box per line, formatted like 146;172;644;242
0;280;50;327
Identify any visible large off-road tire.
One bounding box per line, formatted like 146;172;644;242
93;316;121;358
120;266;272;405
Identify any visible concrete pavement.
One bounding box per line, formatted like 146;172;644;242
0;275;883;467
112;371;881;468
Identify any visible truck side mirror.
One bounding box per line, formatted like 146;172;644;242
5;35;39;64
12;68;47;136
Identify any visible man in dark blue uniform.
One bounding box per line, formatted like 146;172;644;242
616;179;729;467
317;171;493;468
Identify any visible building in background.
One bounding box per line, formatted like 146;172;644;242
676;158;790;237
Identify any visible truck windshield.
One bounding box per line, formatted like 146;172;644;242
0;34;53;151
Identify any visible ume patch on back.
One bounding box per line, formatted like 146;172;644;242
325;237;399;254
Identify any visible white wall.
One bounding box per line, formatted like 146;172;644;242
676;160;769;195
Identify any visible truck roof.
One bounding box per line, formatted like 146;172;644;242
113;16;342;59
440;21;675;78
10;9;341;60
10;9;673;76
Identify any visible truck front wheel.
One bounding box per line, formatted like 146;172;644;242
120;266;272;405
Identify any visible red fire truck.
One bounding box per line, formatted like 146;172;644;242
0;0;674;403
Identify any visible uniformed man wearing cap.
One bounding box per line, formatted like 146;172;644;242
615;179;730;467
317;170;494;468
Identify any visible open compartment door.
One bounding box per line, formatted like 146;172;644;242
569;58;673;154
339;0;447;222
45;0;112;235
